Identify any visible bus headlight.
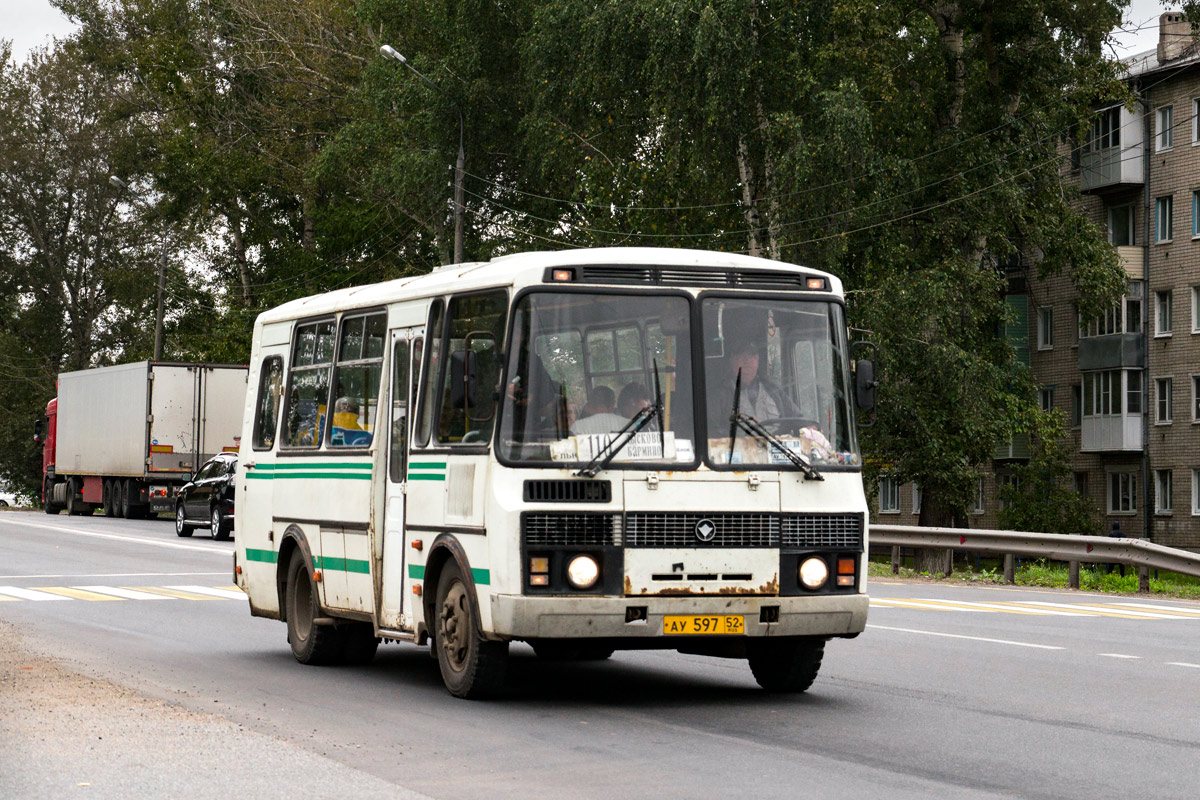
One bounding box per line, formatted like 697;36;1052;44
566;555;600;590
798;557;829;590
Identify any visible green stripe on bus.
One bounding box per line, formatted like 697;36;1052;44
244;472;372;480
408;474;445;481
245;549;278;564
406;564;489;586
313;556;371;574
271;462;371;470
408;462;446;470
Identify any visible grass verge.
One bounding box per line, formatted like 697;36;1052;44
868;557;1200;600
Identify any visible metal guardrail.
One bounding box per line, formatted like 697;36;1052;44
870;524;1200;585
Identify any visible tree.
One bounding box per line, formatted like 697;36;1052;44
998;410;1100;536
0;43;160;494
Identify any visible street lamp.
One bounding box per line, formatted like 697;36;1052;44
110;175;167;361
380;44;465;264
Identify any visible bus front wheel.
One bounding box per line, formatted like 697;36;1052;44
747;637;826;693
285;550;341;665
434;561;508;698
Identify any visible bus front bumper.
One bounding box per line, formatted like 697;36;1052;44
488;593;869;640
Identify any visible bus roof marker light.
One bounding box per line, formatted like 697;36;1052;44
805;277;827;291
552;268;574;282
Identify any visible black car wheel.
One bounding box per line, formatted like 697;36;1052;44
211;505;231;541
175;503;194;537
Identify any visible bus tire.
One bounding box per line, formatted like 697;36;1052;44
434;561;508;698
102;480;115;517
747;637;825;693
339;623;380;665
285;550;341;666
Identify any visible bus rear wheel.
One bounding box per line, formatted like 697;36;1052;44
434;561;508;698
285;550;341;665
747;637;825;693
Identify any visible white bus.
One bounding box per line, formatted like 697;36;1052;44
234;247;874;698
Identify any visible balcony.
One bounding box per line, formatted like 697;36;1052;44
1081;414;1143;452
1078;333;1144;371
1079;106;1144;194
1116;246;1145;280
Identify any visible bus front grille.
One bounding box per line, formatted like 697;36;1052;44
779;513;864;550
625;513;777;548
522;513;619;546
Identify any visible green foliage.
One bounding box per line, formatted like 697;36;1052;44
997;410;1100;535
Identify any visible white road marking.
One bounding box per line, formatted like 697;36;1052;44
1167;662;1200;669
0;586;71;601
866;624;1064;650
933;600;1096;616
1098;653;1141;659
73;586;176;600
0;518;228;555
0;572;228;580
167;585;245;600
1020;601;1184;620
1106;602;1200;617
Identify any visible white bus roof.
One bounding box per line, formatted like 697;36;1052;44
256;247;843;325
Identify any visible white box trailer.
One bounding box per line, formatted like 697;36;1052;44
44;362;248;517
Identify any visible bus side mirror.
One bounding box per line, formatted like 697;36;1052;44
450;349;478;409
854;359;876;411
33;418;43;444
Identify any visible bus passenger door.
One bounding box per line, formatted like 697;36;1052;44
380;328;420;629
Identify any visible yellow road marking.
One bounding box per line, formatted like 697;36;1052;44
127;586;216;600
30;587;123;601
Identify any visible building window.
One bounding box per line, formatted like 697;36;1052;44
1192;286;1200;332
1194;98;1200;143
1108;470;1137;514
1155;290;1173;335
1080;283;1142;337
1071;385;1082;428
912;484;922;515
1193;375;1200;421
971;476;985;515
1089;106;1121;151
878;476;900;513
1108;206;1135;246
1083;370;1142;417
1039;386;1055;412
1156;377;1173;423
1074;472;1089;498
1037;307;1054;350
1156;195;1173;242
1194;191;1200;238
1155;469;1173;515
1192;468;1200;515
1157;105;1174;151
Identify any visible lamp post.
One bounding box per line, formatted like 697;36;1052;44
110;175;167;361
380;44;465;264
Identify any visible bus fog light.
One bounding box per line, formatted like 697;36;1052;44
566;555;600;589
798;557;828;590
530;574;550;586
836;575;855;586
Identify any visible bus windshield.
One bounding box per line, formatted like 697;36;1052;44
702;296;859;468
498;292;696;466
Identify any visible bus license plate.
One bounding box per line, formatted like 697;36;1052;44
663;615;745;635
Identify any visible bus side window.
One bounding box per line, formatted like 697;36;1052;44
438;290;508;445
252;356;284;450
328;311;386;448
416;301;444;447
389;339;410;482
283;319;335;448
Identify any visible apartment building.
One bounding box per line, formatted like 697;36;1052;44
876;14;1200;552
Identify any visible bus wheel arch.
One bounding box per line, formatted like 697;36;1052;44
275;526;313;625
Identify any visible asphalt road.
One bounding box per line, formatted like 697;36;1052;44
1;509;1197;799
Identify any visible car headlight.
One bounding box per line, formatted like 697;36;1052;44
798;557;829;590
566;555;600;590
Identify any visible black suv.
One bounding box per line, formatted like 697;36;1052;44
176;452;237;540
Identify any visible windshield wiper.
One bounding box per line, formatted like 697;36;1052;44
728;368;742;464
575;400;663;478
731;412;824;481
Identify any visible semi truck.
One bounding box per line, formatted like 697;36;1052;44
37;361;248;517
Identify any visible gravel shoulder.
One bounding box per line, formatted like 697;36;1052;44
0;620;428;800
